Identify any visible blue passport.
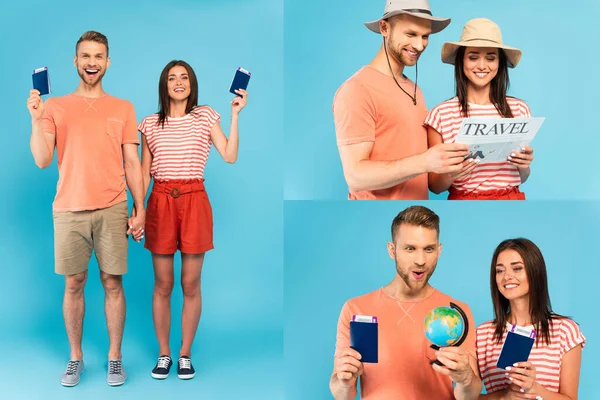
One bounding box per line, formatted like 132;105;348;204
229;67;250;96
32;67;51;95
496;324;535;370
349;315;378;363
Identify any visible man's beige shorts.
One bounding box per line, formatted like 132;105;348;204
53;201;129;276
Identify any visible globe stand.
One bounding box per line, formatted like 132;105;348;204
429;302;469;367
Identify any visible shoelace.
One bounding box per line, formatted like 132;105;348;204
66;360;80;375
157;356;171;369
109;360;122;375
179;358;191;370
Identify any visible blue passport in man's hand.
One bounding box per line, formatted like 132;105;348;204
496;324;536;370
350;315;378;363
32;67;51;95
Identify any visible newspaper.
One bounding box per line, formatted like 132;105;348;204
454;117;544;163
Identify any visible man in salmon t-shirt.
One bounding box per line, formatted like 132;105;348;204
26;31;145;387
330;206;482;399
333;0;470;200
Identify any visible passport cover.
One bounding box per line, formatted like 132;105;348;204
496;327;535;369
350;317;378;363
32;68;50;95
229;67;250;95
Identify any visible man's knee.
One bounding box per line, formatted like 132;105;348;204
65;271;88;294
100;272;123;295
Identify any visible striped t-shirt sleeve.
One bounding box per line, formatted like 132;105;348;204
137;117;147;135
559;318;586;357
205;106;220;129
191;106;220;130
424;106;444;137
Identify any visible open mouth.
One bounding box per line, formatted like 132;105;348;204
504;283;519;290
412;271;426;280
174;88;185;93
474;72;489;79
85;69;99;77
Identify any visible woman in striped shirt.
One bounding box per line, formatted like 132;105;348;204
424;18;534;200
137;60;248;380
475;238;584;399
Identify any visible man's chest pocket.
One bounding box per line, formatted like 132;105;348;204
106;118;124;141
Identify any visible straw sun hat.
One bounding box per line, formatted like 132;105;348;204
364;0;451;34
441;18;522;68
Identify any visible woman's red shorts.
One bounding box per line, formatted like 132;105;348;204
145;179;214;255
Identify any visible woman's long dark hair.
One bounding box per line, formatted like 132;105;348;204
157;60;199;128
490;238;565;346
455;46;513;118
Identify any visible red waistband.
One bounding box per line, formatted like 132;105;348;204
152;179;206;197
449;186;524;199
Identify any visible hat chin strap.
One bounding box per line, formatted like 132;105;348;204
383;36;418;106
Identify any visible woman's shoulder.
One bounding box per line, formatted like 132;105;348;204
430;97;460;113
551;315;582;333
506;96;529;106
140;113;160;124
191;105;219;118
138;113;160;133
476;320;497;334
506;97;531;114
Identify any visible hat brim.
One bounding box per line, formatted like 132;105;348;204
441;40;522;68
364;10;451;34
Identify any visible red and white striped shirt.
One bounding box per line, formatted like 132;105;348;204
476;319;585;394
424;97;531;193
138;106;220;180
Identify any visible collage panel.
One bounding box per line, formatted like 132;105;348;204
284;0;600;201
284;200;598;399
0;0;282;398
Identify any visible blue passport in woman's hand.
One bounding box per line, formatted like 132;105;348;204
496;324;536;370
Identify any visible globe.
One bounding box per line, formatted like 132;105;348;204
424;306;465;347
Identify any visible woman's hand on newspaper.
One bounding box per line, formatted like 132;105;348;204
508;146;534;169
451;157;480;182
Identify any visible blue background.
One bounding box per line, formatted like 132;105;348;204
0;0;282;399
284;201;599;399
284;0;600;200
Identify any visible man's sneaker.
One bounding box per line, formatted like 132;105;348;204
107;359;127;386
177;356;195;379
151;355;173;379
61;359;85;387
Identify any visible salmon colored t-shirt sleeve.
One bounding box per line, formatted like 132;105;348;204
41;99;57;135
123;101;140;145
334;301;352;357
333;80;376;146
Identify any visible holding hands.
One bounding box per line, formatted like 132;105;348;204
127;207;146;243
